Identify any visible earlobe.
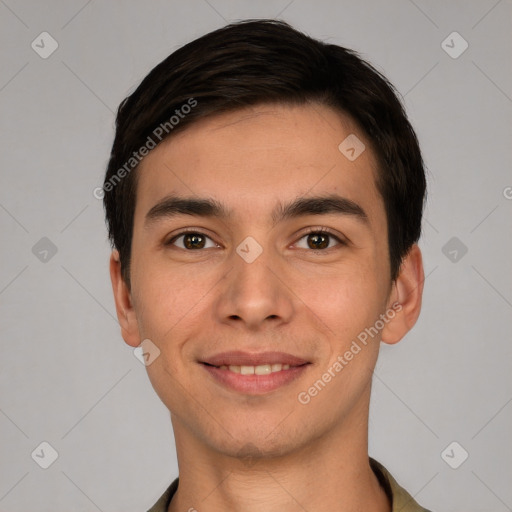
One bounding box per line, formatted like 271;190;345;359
381;244;424;345
109;250;140;347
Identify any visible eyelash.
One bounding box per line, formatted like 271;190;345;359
166;227;346;251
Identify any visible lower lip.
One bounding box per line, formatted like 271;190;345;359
202;364;309;394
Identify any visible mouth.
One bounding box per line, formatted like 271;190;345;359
200;351;311;394
203;362;295;375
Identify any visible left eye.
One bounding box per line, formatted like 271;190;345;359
169;232;217;250
295;230;343;250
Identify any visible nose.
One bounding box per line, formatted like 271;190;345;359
213;246;295;331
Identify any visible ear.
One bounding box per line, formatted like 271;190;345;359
381;243;424;345
109;250;140;347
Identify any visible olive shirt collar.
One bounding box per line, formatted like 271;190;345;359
147;458;432;512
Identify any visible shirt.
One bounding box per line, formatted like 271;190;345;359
147;458;432;512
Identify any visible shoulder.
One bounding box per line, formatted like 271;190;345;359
146;477;179;512
370;458;433;512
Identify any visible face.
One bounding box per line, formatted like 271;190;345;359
111;102;422;460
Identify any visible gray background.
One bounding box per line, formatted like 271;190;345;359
1;1;511;511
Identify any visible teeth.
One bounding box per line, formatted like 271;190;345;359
222;363;291;374
255;365;271;375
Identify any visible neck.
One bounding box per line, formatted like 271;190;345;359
167;397;390;512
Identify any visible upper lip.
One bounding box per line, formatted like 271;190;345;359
201;351;309;367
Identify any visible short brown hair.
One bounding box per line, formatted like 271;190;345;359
103;19;426;287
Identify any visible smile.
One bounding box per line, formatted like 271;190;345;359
200;352;311;395
217;363;291;374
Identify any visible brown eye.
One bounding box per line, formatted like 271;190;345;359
168;232;217;250
307;233;329;249
295;229;343;250
184;233;206;249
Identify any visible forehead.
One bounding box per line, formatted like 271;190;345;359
134;102;384;227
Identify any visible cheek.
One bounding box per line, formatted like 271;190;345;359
130;254;218;342
296;262;383;337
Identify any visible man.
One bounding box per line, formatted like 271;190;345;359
103;19;430;511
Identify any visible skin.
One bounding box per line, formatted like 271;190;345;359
110;102;424;512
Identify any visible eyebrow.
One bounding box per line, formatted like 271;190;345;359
144;193;369;228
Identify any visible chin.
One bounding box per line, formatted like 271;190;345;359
203;418;311;461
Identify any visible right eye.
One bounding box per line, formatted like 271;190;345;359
166;231;218;250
